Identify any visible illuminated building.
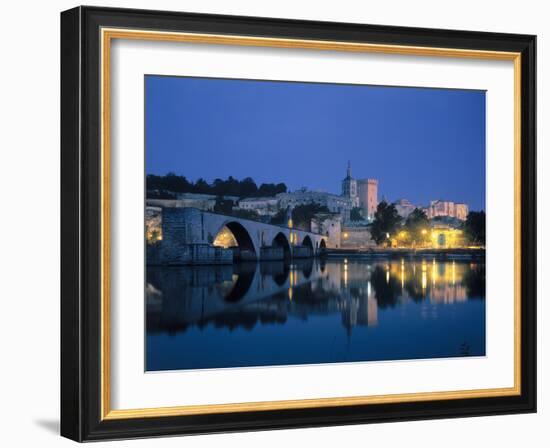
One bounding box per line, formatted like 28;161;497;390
145;206;162;243
426;199;469;221
357;178;378;220
430;224;467;248
340;226;376;249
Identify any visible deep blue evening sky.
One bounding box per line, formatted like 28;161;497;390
145;75;486;211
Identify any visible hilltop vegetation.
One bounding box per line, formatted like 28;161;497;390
147;173;287;198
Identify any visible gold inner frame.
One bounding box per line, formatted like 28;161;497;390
100;27;522;421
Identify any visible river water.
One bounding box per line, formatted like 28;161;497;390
146;257;485;371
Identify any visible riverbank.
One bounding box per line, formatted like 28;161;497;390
325;247;485;260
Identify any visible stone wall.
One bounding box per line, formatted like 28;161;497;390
341;226;376;249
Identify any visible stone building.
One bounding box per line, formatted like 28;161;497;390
357;178;378;220
426;200;469;221
147;192;219;211
429;223;467;248
393;198;417;218
340;226;376;249
341;161;359;207
310;213;343;248
236;197;279;216
277;190;354;221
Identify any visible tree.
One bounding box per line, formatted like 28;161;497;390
194;178;210;194
232;209;260;221
270;209;287;226
258;182;287;197
350;207;363;221
463;211;486;245
146;174;287;199
403;208;430;246
213;196;234;215
370;201;402;245
291;204;330;231
238;177;258;197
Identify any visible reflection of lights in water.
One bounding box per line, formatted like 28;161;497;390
452;261;456;285
289;269;298;286
401;264;405;289
422;271;427;290
288;287;293;301
386;270;390;284
344;269;348;286
421;260;427;272
432;259;437;286
367;280;371;296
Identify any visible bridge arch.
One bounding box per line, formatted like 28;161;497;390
319;239;327;251
302;235;314;251
213;221;257;261
223;263;256;302
272;232;291;260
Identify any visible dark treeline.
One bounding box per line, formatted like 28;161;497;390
147;173;287;198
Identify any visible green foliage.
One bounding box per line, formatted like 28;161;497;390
291;204;330;231
231;209;261;221
350;207;364;221
213;197;234;215
146;173;287;198
146;189;176;200
270;209;287;226
403;208;430;245
370;201;402;245
463;211;486;245
271;204;330;230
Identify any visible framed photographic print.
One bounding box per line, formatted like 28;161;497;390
60;6;536;441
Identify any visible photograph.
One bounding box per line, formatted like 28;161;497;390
144;75;487;371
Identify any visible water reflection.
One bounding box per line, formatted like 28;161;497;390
146;258;485;370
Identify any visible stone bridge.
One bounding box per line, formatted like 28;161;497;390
157;207;327;265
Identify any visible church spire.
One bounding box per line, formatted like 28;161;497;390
346;160;352;178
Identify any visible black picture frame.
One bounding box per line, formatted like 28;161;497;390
61;5;536;442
